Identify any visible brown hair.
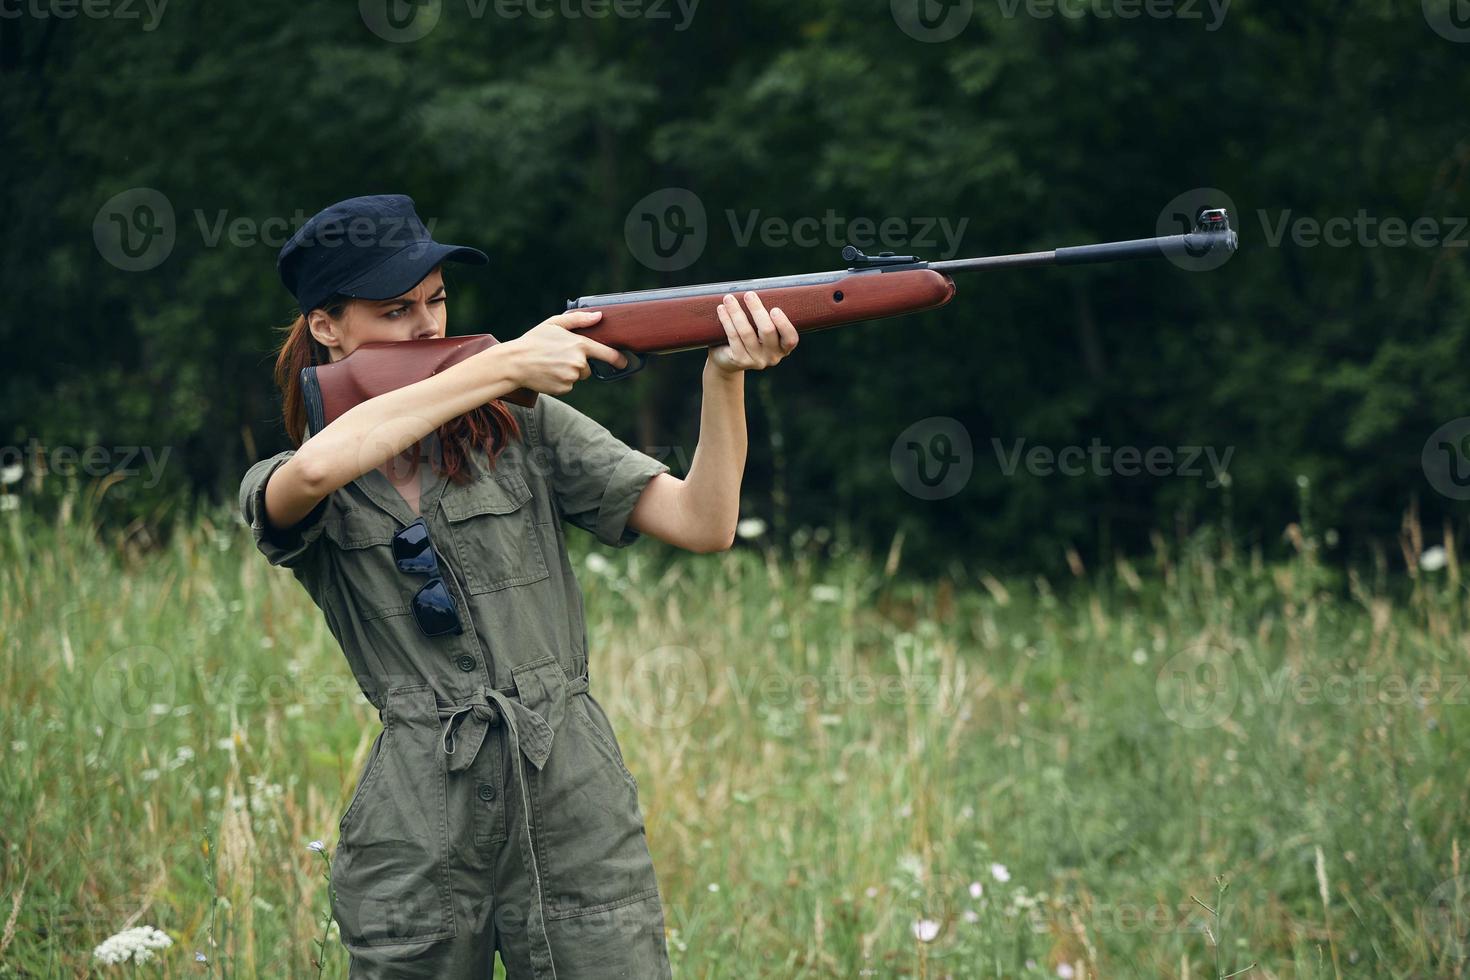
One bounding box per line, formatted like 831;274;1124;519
271;296;521;484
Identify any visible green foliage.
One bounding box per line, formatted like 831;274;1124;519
2;0;1466;570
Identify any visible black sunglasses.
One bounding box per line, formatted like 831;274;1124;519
391;517;463;637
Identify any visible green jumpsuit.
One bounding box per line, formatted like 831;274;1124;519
237;393;674;979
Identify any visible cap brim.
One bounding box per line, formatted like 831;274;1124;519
336;241;489;301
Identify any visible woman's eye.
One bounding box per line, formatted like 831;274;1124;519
385;307;406;319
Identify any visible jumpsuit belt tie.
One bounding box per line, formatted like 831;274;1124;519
434;673;591;980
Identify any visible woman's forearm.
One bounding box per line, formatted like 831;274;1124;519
265;346;520;529
671;357;748;549
297;345;521;493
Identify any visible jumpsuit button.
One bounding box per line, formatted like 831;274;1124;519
455;655;477;672
477;783;497;802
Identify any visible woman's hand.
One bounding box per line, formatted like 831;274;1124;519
708;291;799;375
496;310;626;394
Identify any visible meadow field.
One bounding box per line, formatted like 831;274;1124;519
1;498;1467;978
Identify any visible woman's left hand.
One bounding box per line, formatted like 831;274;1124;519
708;291;799;374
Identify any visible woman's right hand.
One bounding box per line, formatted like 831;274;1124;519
497;310;626;395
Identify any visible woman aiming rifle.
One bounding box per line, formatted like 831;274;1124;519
239;194;797;978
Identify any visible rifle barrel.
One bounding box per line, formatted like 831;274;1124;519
929;228;1237;273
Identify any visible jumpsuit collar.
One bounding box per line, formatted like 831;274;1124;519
354;452;449;527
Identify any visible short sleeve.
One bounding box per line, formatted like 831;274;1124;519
532;394;670;548
237;449;331;568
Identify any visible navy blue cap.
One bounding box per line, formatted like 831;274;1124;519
277;194;488;315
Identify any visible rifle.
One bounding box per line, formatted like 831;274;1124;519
300;209;1237;434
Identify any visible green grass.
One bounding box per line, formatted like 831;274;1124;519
1;496;1468;978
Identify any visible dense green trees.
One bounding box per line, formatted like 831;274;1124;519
3;0;1466;571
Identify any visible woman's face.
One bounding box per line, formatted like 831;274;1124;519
309;267;449;361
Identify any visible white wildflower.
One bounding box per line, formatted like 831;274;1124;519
706;882;719;893
141;768;160;782
968;881;983;899
10;741;26;753
0;463;22;485
735;517;767;540
1131;648;1147;665
1057;964;1076;979
92;925;172;965
865;886;879;898
810;584;842;603
1420;546;1448;572
962;908;980;923
585;553;613;576
897;853;925;879
307;840;326;853
912;918;941;942
0;495;17;512
990;863;1010;883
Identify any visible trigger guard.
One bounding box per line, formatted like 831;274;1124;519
590;349;649;382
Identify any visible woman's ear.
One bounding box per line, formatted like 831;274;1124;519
306;307;344;353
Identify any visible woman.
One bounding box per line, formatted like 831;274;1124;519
238;194;797;979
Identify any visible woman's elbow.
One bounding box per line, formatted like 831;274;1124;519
685;524;736;554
